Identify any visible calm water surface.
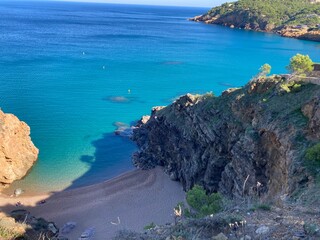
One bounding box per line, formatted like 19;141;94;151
0;1;319;194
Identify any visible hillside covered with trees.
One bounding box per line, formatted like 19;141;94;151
191;0;320;41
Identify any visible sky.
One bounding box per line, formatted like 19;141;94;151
52;0;227;8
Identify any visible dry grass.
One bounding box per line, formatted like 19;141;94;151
0;225;25;239
0;214;26;240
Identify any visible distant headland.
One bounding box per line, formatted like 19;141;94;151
190;0;320;42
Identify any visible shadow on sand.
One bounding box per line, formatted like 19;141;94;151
0;131;138;239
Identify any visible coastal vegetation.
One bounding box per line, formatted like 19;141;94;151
186;185;222;218
257;54;314;93
0;213;26;240
207;0;320;27
191;0;320;41
0;226;24;240
143;222;156;230
280;81;302;93
257;63;272;77
251;203;272;211
280;54;315;91
287;54;314;74
306;143;320;166
305;143;320;176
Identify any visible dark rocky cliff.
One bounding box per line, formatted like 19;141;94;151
132;76;320;200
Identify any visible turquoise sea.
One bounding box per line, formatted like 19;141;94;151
1;1;320;194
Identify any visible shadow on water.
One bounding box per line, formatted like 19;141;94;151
68;132;137;189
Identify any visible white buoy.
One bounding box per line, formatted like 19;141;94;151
102;66;106;69
128;89;131;93
82;52;85;55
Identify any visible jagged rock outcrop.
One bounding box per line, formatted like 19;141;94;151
277;27;320;42
132;76;320;200
190;14;320;42
0;110;38;189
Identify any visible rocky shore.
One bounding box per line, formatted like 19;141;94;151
189;0;320;43
190;15;320;42
277;26;320;42
132;76;320;201
0;110;38;189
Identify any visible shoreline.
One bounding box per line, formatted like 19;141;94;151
1;167;139;198
189;17;320;43
0;167;186;239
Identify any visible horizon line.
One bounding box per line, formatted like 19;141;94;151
4;0;214;8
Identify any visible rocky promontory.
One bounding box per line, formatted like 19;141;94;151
0;110;38;189
190;0;320;42
132;76;320;200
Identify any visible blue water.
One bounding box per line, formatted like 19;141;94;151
1;1;320;194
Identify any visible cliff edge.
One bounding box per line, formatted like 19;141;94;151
133;76;320;201
0;110;38;189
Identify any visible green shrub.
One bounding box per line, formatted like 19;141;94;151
143;222;156;230
186;185;222;218
252;203;271;211
207;0;320;28
304;222;320;236
292;83;302;92
287;54;314;74
280;81;302;93
305;143;320;166
258;63;272;77
280;83;291;93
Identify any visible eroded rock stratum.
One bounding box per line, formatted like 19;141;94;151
133;77;320;200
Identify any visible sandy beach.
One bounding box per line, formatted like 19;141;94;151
0;167;186;239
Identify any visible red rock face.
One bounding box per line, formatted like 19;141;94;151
0;110;39;189
278;27;320;42
190;11;320;43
